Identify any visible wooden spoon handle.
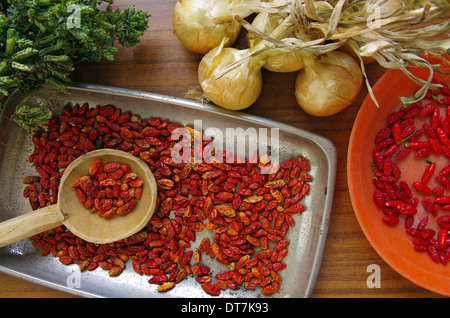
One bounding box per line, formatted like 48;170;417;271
0;205;63;248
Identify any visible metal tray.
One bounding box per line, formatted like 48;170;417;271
0;83;336;298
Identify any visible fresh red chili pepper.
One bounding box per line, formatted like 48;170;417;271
422;196;434;213
376;138;394;151
438;229;448;247
400;125;416;139
383;143;399;157
442;84;450;96
398;203;417;216
409;128;424;142
399;180;413;198
372;150;384;171
440;164;450;176
431;107;440;130
432;186;445;196
421;162;436;184
385;200;405;208
429;138;442;155
423;123;436;139
392;121;402;144
439;117;450;135
404;107;419;119
374;127;391;144
415;148;432;158
400;118;414;129
395;148;411;160
406;141;430;149
435;196;450;205
412;182;432;195
443;146;450;158
384;200;416;216
383;157;394;176
371;81;450;268
419;102;436;117
386;110;404;124
417;216;428;230
436;175;450;188
436;126;450;147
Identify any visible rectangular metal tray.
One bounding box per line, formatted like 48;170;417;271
0;83;336;298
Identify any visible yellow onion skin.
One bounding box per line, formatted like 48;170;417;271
247;12;308;73
172;0;241;55
262;50;306;73
198;47;263;110
294;51;363;117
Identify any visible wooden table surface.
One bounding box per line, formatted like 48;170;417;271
0;0;446;298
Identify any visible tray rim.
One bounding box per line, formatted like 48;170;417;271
0;82;337;298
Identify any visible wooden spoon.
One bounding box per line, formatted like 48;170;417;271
0;149;157;247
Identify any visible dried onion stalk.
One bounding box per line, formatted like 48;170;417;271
177;0;449;115
241;0;450;107
247;11;314;72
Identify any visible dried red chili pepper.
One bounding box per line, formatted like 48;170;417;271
73;160;143;219
24;102;314;297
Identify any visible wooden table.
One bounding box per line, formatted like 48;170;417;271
0;0;445;298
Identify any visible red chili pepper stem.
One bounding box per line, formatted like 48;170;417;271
397;129;418;145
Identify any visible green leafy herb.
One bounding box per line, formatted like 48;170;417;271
0;0;150;131
11;96;51;131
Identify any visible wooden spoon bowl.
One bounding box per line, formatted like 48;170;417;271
0;149;157;247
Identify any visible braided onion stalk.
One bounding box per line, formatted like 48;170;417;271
174;0;449;115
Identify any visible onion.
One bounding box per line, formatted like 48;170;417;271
247;12;312;73
172;0;242;54
294;51;363;117
198;43;265;110
198;13;299;110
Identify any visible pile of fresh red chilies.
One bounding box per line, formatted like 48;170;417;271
22;103;312;296
372;81;450;265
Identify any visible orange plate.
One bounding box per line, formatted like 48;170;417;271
348;59;450;296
